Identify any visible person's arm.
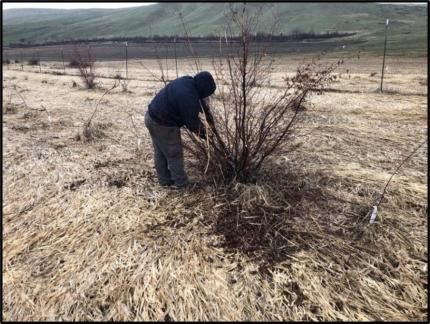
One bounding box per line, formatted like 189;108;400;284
200;98;215;129
191;117;207;139
175;86;206;138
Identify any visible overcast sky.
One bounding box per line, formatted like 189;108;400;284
2;2;156;10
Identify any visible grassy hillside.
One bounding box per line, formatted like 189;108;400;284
2;3;428;52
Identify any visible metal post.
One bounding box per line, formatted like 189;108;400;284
380;19;389;93
165;44;169;81
61;48;65;73
174;37;178;78
125;42;128;81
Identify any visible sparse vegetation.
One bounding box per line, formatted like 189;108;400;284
1;7;427;320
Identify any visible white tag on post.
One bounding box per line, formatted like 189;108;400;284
369;206;378;224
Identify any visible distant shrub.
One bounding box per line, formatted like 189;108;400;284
28;59;39;65
3;103;18;114
114;73;129;92
70;47;97;89
69;58;90;68
68;59;78;68
15;60;20;64
3;59;11;65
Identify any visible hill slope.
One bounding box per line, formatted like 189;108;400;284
2;3;428;52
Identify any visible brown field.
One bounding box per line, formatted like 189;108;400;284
2;53;428;321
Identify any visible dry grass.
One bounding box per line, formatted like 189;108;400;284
2;54;428;321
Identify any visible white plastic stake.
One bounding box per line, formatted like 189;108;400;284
369;205;378;224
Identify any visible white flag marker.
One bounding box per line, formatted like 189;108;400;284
370;206;378;224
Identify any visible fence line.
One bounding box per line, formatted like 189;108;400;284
1;55;215;84
0;42;268;82
2;38;355;62
2;39;357;84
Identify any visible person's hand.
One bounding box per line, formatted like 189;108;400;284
193;127;206;139
207;120;215;130
198;131;207;140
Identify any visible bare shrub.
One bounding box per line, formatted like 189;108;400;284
76;81;118;142
3;103;19;114
6;83;52;122
139;44;170;86
3;92;17;114
114;74;130;93
69;59;81;68
182;4;339;183
28;59;39;66
75;122;107;142
70;46;97;89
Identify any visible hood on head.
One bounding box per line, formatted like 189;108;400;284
194;71;216;99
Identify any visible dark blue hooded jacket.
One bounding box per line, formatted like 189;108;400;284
148;71;216;132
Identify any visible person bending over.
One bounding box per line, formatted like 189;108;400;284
144;71;216;188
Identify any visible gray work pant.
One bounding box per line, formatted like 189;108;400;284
144;111;188;187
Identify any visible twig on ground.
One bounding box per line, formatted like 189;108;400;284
374;138;427;208
85;81;119;128
10;83;52;123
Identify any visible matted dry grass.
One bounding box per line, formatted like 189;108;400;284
2;54;428;321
